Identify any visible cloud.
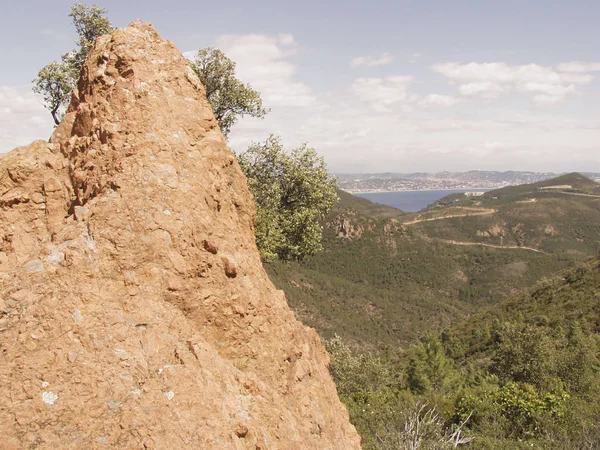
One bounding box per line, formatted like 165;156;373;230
557;61;600;73
432;62;593;104
458;82;507;98
228;93;600;173
419;94;461;108
0;86;54;153
183;45;599;172
351;76;413;112
351;52;394;68
192;33;317;108
518;83;577;105
433;62;591;84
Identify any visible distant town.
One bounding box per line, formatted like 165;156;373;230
336;171;600;193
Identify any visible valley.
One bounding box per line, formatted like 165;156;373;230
267;173;600;351
267;172;600;449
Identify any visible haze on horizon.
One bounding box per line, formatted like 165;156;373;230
1;0;599;173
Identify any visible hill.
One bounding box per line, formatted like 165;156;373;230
431;257;600;448
446;257;600;363
325;257;600;449
337;170;600;193
430;172;600;208
406;173;600;256
267;174;600;351
337;188;406;218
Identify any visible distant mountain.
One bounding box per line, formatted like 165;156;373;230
337;170;600;193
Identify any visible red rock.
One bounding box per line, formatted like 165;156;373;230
203;239;219;254
0;21;360;449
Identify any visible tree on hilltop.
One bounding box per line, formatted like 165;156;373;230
189;48;269;137
34;4;337;262
33;5;268;135
33;3;113;124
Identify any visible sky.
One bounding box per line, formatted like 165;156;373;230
1;0;600;173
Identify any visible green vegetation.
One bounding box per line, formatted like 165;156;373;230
267;175;600;447
268;177;599;349
33;3;113;124
190;48;268;137
325;335;474;449
337;189;406;219
238;135;338;261
325;259;600;449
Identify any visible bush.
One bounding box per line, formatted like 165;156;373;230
238;135;338;261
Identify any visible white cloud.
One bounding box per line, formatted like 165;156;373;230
207;33;315;108
351;52;394;68
432;62;593;104
419;94;461;108
557;61;600;73
484;141;504;150
229;93;600;172
458;82;507;98
433;62;591;84
0;86;54;153
518;83;577;105
351;76;413;112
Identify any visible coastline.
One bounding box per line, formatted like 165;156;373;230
349;187;496;195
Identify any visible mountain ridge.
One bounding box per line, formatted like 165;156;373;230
337;170;600;193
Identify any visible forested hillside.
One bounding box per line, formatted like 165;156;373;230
267;174;600;448
325;258;600;449
267;174;600;351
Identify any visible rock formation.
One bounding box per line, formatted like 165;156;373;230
0;21;361;449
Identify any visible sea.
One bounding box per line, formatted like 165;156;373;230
355;189;493;213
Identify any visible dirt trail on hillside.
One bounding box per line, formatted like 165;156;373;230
402;208;496;225
509;190;600;199
432;238;545;253
554;192;600;198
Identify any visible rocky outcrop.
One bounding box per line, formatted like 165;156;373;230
330;212;365;240
0;21;360;449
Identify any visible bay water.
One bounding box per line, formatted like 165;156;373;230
355;189;492;213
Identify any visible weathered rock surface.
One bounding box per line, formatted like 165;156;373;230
0;21;361;449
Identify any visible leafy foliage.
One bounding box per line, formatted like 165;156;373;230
324;336;473;449
321;259;600;448
190;48;268;136
238;135;338;261
33;3;113;124
456;382;570;440
407;334;460;395
65;3;114;76
267;182;600;447
32;61;75;125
